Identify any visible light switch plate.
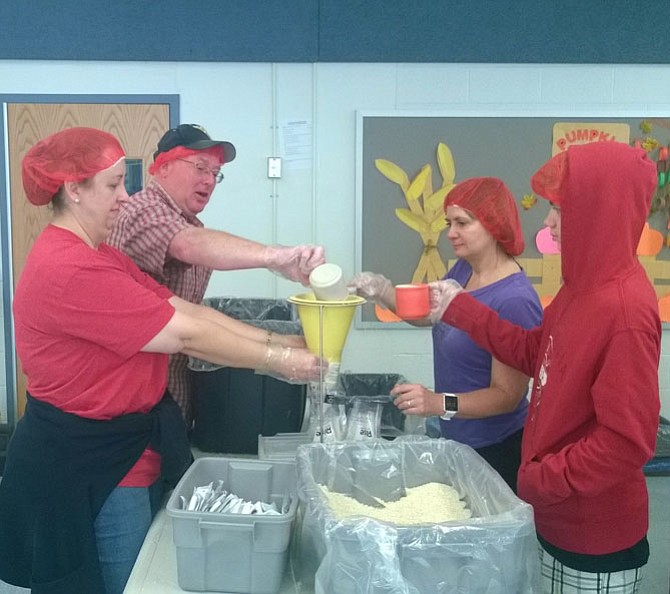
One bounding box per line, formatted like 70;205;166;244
267;157;282;178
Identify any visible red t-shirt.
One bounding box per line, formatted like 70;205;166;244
13;225;176;486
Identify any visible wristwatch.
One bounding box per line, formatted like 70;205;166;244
440;393;459;420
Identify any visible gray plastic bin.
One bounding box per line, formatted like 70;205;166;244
258;432;313;461
166;457;298;593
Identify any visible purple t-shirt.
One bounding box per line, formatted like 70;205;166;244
432;259;543;448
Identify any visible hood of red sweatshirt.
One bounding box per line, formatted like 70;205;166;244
533;142;657;293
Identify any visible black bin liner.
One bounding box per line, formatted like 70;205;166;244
0;424;11;474
330;372;407;439
189;298;306;455
644;417;670;476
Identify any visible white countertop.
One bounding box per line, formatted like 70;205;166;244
123;509;302;594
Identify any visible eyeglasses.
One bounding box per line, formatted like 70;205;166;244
175;158;224;183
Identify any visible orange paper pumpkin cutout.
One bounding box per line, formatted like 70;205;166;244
658;294;670;323
375;304;402;322
539;295;554;309
636;223;664;256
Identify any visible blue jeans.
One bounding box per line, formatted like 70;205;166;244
94;482;164;594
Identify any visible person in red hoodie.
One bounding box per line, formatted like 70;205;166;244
429;141;661;594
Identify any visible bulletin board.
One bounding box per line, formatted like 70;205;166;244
355;111;670;326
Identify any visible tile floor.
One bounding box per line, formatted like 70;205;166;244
1;476;669;594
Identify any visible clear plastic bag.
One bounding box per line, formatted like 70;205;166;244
318;403;347;443
293;437;541;594
303;373;426;443
344;399;382;441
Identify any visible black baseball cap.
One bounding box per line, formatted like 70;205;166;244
153;124;236;163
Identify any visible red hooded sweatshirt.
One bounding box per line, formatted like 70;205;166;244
443;141;660;557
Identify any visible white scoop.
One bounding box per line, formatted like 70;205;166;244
309;263;349;301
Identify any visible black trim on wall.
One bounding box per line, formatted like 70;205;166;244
0;1;319;62
319;1;666;64
0;1;667;64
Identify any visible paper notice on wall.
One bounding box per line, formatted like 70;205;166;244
279;119;312;171
552;122;630;156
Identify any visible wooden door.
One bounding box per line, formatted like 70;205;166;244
7;102;170;416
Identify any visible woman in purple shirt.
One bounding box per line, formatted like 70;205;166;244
351;177;542;492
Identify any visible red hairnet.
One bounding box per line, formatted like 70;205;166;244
531;150;568;205
148;145;225;176
22;127;125;206
444;177;525;256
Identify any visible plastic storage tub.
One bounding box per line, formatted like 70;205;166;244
258;432;313;461
189;298;307;454
166;457;298;593
293;437;541;594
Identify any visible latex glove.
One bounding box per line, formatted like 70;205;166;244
264;244;326;286
348;272;394;308
258;344;328;384
428;279;464;324
268;332;306;350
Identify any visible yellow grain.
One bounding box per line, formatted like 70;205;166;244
320;482;471;525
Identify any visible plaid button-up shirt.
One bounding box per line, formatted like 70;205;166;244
108;180;212;425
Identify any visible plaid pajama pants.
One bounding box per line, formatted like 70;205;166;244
539;545;644;594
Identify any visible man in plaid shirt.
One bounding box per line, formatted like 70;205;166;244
108;124;325;426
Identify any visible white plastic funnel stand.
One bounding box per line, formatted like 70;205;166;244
288;292;366;443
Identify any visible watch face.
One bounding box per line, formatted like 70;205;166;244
444;394;459;412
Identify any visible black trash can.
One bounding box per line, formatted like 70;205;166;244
656;416;670;458
189;298;307;455
0;423;11;474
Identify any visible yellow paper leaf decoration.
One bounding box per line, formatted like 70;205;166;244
406;165;431;203
375;159;410;191
430;215;448;233
425;184;456;213
521;193;537;210
395;208;429;233
374;142;459;283
436;143;456;184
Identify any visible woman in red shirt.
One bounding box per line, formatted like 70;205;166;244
0;127;325;594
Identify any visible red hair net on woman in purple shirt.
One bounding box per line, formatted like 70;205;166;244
21;127;125;206
444;176;525;256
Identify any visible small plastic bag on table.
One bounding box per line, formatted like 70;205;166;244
306;384;383;443
344;398;382;441
335;373;425;439
313;403;347;443
303;382;347;443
